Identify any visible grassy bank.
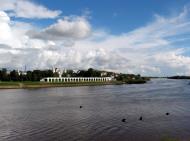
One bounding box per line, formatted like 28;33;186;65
0;81;124;89
0;78;150;89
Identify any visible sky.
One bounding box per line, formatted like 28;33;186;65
0;0;190;76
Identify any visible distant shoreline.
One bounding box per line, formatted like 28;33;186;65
0;80;147;89
0;81;124;89
167;76;190;79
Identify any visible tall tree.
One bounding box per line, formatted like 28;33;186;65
10;70;19;81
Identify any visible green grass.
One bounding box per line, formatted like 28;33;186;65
0;82;20;86
0;79;148;89
0;81;123;89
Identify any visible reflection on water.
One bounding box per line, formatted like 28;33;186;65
0;79;190;141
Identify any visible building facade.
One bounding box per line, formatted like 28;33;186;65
40;77;112;83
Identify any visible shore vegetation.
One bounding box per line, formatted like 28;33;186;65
0;68;150;89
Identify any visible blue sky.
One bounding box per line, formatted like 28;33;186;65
35;0;190;33
1;0;190;76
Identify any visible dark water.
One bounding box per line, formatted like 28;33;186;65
0;79;190;141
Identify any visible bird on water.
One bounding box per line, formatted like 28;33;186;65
139;116;143;121
122;118;126;122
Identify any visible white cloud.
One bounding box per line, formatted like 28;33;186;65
1;7;190;76
154;49;190;75
0;0;61;19
28;16;91;41
0;0;15;11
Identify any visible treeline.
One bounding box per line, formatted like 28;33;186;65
0;68;149;83
0;69;54;81
0;68;106;82
168;76;190;79
116;74;150;84
62;68;101;77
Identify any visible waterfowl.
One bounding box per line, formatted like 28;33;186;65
139;116;143;120
122;118;126;122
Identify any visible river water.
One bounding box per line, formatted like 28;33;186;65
0;79;190;141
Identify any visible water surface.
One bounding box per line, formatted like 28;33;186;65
0;79;190;141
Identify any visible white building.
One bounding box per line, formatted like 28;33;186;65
52;67;62;77
17;70;27;76
40;77;112;83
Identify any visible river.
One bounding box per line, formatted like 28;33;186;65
0;79;190;141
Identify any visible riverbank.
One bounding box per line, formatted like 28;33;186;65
167;76;190;79
0;81;125;89
0;79;149;89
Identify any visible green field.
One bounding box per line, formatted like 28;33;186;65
0;81;124;89
0;78;149;89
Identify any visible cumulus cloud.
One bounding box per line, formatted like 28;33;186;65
153;49;190;75
72;7;190;75
0;0;61;19
28;16;91;41
1;6;190;76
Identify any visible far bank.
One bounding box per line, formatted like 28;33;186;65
0;80;148;89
